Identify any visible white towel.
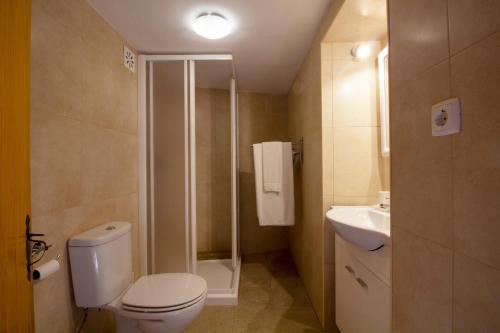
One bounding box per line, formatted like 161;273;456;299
253;142;294;226
262;142;282;193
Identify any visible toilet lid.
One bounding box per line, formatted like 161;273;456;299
122;273;207;309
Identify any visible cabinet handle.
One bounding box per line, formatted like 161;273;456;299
356;277;368;288
344;265;355;274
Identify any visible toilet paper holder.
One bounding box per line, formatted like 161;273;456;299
31;239;51;260
25;215;54;280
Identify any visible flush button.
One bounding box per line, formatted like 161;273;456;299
105;226;116;231
431;98;461;136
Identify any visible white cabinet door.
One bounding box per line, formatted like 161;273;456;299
336;236;391;333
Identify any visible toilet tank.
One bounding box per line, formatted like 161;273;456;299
68;222;133;308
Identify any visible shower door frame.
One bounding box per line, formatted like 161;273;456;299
137;54;239;276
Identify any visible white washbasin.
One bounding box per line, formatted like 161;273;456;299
326;206;390;251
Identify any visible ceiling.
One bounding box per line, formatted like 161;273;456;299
86;0;332;94
323;0;387;42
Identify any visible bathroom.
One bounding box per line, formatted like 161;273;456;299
1;0;499;332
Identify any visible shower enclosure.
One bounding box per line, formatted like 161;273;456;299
138;55;240;305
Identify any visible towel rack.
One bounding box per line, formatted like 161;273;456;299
250;138;303;165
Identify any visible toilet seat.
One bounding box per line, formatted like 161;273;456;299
120;273;207;314
122;292;205;313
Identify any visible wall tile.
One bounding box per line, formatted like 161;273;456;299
30;112;83;215
321;51;333;129
331;42;381;127
333;196;378;206
239;171;289;254
79;1;124;63
288;43;323;137
333;127;384;198
82;50;137;134
392;227;452;333
322;126;334;198
390;2;500;332
81;125;137;203
31;7;85;121
451;32;500;268
31;0;87;39
390;62;453;247
448;0;500;54
388;0;449;88
453;254;500;333
31;2;138;331
289;51;326;323
238;92;290;254
328;40;388;210
331;62;379;127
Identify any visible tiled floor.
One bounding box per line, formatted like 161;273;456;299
187;251;324;333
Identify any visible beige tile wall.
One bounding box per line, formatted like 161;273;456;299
321;38;390;331
238;91;290;254
288;39;326;327
287;1;344;329
389;0;500;331
325;41;390;206
31;0;138;332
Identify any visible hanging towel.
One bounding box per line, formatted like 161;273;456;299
253;142;294;226
262;142;282;192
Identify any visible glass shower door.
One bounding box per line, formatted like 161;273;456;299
139;55;240;305
150;60;190;274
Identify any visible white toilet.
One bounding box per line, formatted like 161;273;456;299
68;222;207;333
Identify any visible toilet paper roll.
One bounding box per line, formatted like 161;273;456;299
33;259;60;280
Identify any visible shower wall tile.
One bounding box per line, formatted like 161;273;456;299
238;91;290;254
31;1;138;332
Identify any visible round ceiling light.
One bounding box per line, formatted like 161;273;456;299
193;12;231;40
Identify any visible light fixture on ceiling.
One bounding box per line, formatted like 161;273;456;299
351;44;371;61
193;12;231;40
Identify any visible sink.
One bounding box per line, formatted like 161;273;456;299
326;206;390;251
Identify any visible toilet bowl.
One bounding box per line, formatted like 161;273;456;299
106;273;207;333
68;222;207;333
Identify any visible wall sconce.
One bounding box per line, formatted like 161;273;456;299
351;44;371;61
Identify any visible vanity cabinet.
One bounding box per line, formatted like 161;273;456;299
335;235;391;333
